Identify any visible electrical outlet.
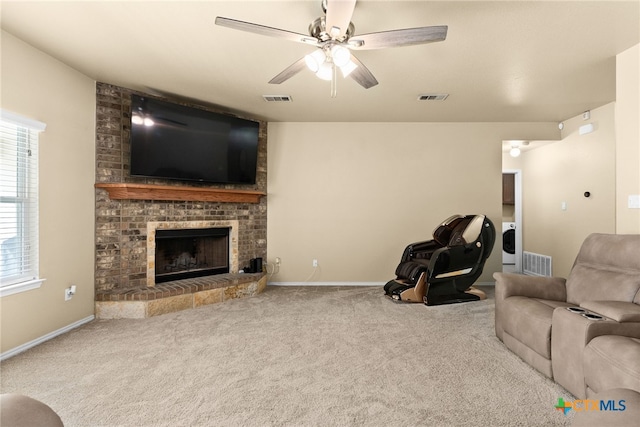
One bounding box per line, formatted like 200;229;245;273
275;257;281;265
312;259;318;267
65;285;76;301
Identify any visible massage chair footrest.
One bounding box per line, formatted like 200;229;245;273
383;279;425;303
384;280;412;299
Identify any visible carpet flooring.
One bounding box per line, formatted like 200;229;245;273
1;285;575;426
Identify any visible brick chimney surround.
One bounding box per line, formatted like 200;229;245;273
94;83;267;319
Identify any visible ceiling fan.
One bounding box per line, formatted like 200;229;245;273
215;0;447;97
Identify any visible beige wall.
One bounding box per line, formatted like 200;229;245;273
0;31;634;351
616;44;640;234
267;122;559;283
502;44;639;278
511;103;617;278
0;31;96;353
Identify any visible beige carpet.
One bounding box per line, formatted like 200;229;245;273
1;285;575;426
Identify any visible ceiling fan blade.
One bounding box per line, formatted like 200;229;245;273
349;25;448;50
325;0;357;39
268;57;307;84
347;54;378;89
215;17;318;45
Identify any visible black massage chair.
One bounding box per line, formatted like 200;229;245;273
384;214;496;306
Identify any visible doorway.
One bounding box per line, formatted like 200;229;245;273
502;170;522;273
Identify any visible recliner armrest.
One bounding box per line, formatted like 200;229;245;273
551;306;640;398
494;272;567;302
580;301;640;323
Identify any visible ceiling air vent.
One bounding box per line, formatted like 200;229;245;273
418;93;449;101
263;95;292;102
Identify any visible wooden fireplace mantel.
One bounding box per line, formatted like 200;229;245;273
95;183;265;203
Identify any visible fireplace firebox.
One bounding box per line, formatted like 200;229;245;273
155;227;230;283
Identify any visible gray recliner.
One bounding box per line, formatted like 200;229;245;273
494;233;640;398
0;394;64;427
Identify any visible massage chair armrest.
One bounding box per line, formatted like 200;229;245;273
428;245;480;279
494;272;567;302
580;301;640;325
401;239;440;262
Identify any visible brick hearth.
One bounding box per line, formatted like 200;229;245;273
95;273;266;319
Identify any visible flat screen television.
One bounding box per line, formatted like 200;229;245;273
129;94;260;185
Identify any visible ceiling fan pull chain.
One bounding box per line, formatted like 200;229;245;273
330;64;337;98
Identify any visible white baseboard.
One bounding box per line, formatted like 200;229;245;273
1;315;95;361
475;281;495;287
269;281;495;287
268;282;386;287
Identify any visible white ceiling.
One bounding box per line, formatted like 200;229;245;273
1;1;638;123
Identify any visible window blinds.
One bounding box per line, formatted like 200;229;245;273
0;110;46;287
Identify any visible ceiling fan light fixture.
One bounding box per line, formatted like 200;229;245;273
330;45;350;67
216;2;449;94
305;49;326;72
316;62;334;81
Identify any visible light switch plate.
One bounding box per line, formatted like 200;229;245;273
629;195;640;209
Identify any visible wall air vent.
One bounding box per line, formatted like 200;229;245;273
418;93;449;101
262;95;292;102
523;251;552;277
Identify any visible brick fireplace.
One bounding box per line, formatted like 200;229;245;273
147;220;237;286
94;83;267;318
153;226;230;283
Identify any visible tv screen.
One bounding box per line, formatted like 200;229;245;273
129;94;259;184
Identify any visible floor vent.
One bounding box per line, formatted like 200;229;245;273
418;93;449;101
262;95;292;102
523;251;553;277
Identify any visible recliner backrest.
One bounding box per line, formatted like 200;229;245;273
565;233;640;305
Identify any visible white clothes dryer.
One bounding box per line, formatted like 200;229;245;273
502;222;516;264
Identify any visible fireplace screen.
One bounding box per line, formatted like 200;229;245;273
155;227;230;283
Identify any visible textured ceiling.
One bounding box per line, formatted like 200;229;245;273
1;0;639;123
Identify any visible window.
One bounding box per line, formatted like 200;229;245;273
0;110;46;297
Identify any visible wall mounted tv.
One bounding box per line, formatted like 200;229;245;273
129;94;260;185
